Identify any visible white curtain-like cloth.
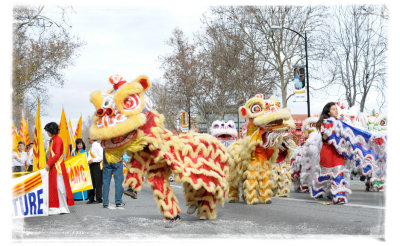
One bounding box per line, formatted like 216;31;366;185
48;174;70;215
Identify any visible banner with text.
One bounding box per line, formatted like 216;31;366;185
12;170;49;218
64;153;93;193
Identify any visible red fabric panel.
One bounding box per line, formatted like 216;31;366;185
320;142;345;168
48;135;74;208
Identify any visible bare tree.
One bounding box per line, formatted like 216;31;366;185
159;6;327;129
12;5;84;125
159;28;203;130
146;80;183;131
197;13;274;124
322;5;387;112
81;115;92;148
207;6;327;107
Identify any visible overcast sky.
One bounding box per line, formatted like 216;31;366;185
40;4;210;128
6;1;393;129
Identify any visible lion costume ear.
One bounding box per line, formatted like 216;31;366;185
90;90;103;109
135;76;151;92
239;106;247;117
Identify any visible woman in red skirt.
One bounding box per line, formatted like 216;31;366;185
310;102;349;204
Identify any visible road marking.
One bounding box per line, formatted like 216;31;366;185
274;197;385;210
343;203;385;210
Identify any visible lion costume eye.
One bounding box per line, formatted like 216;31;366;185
96;108;106;117
380;119;386;126
250;104;262;114
123;94;141;111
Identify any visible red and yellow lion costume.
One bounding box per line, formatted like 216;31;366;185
89;75;229;223
227;94;295;204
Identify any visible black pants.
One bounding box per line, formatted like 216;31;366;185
88;162;103;202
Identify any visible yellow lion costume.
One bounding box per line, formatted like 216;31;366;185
89;75;230;227
227;94;296;204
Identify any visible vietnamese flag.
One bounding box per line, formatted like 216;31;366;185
12;123;21;152
74;114;82;141
23;114;31;146
68;118;76;150
18;113;26;146
33;101;46;171
59;108;72;158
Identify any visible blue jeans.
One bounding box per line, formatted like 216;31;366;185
102;161;124;206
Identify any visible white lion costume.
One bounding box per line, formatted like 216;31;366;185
210;120;238;148
289;116;319;192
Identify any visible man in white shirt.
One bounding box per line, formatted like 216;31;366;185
12;142;28;172
87;137;103;204
26;143;34;171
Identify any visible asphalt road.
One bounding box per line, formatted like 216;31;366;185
12;179;385;242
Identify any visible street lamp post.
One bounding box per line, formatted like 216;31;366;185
271;25;311;117
188;101;191;130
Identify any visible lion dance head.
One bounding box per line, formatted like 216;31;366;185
239;94;294;147
89;75;152;143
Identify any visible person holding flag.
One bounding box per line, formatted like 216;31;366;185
44;122;75;214
71;138;90;201
12;142;27;172
26;143;34;172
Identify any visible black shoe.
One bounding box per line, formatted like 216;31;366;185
116;202;125;208
124;190;138;199
87;200;95;204
103;205;109;208
164;215;182;228
92;200;100;204
96;199;103;203
314;195;323;200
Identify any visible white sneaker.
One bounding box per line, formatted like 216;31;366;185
199;216;207;220
187;204;197;214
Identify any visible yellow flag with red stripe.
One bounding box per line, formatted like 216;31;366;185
33;101;46;171
12;123;21;152
12;169;49;217
12;171;42;198
19;113;26;145
24;115;31;146
74;114;82;141
59;108;71;158
68;118;76;150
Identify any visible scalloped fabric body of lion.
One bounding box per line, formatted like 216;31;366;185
122;111;229;220
227;94;295;205
89;75;229;221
